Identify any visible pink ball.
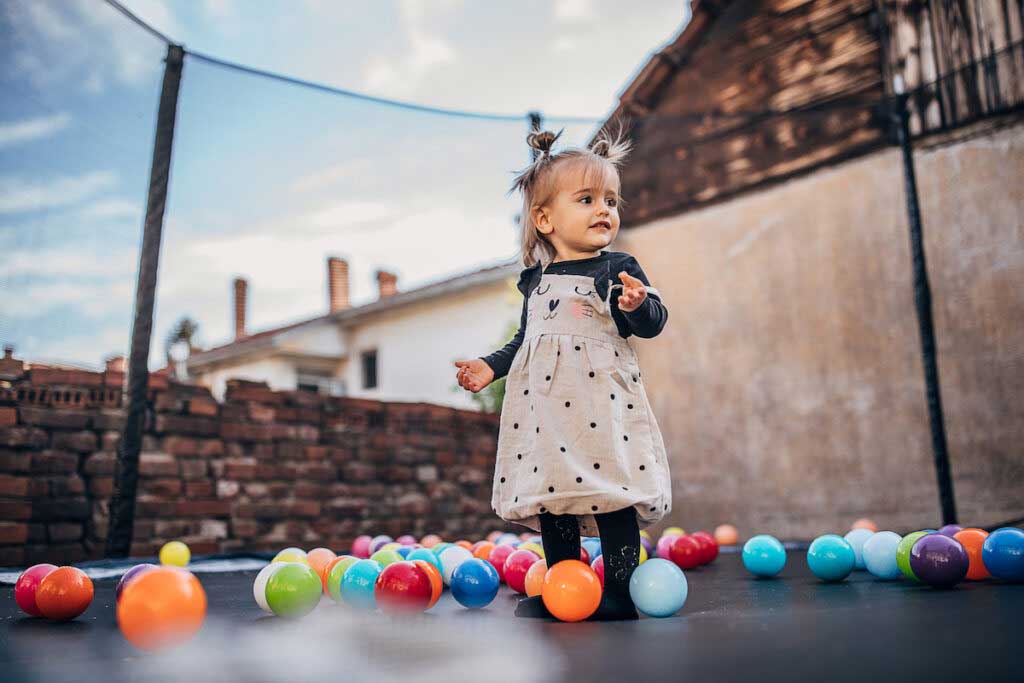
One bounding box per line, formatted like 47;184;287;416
396;535;417;546
487;544;517;582
656;534;676;559
351;535;373;558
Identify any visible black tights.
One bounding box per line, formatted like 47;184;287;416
538;507;640;597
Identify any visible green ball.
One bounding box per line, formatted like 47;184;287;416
369;549;403;567
431;542;453;559
326;556;360;602
265;562;322;618
896;531;930;581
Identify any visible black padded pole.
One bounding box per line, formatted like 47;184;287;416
106;44;185;557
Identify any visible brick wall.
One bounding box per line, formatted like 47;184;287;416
0;367;501;567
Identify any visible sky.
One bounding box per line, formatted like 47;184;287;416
0;0;690;370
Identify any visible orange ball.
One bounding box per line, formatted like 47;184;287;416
411;559;443;609
541;560;602;622
420;534;442;548
524;558;547;597
306;548;337;583
118;567;207;651
473;542;496;561
454;540;474;551
852;518;878;533
953;528;990;580
714;524;739;545
35;566;93;621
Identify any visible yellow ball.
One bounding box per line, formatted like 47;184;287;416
662;526;686;538
519;542;545;558
159;540;191;567
639;545;648;563
380;542;402;552
639;530;653;541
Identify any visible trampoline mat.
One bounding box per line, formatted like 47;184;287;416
1;551;1018;683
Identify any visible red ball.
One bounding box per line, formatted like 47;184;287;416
692;531;719;564
503;549;541;593
487;544;516;582
15;564;58;617
591;556;605;588
669;535;702;569
35;566;94;621
373;561;433;614
579;546;591;565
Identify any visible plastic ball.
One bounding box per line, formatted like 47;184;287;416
380;542;402;553
486;531;502;543
369;535;394;554
525;558;547;597
981;527;1024;581
639;544;649;564
116;564;159;602
862;531;903;579
591;556;605;587
629;558;688;618
896;531;931;581
340;559;384;609
266;562;322;618
14;563;57;617
495;533;519;546
35;566;94;621
851;518;878;533
473;541;496;561
374;561;433;614
910;533;968;588
325;556;360;602
807;534;856;582
953;528;990;580
662;526;686;538
370;549;403;567
655;534;676;559
938;524;963;537
691;531;719;564
541;560;602;622
714;524;739;545
742;535;786;577
843;528;874;570
306;547;337;581
454;540;474;552
159;541;191;567
640;536;653;558
396;535;417;545
487;544;516;581
518;541;545;558
669;534;702;570
451;558;501;609
405;548;443;575
118;567;206;650
253;563;281;612
639;530;652;541
503;549;541;593
431;542;453;559
272;548;309;565
351;535;373;558
439;545;474;586
419;534;443;548
582;537;602;561
411;559;443;609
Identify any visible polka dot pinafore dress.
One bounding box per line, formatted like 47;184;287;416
490;259;672;537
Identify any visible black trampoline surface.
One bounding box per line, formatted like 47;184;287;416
1;550;1018;683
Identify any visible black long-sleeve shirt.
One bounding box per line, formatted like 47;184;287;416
480;250;668;380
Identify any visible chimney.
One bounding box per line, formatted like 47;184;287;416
327;257;350;313
233;277;248;339
105;355;126;373
376;269;398;298
0;345;25;381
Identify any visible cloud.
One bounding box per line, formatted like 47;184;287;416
0;112;72;148
0;171;118;213
554;0;595;22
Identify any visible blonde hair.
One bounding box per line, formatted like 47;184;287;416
508;120;633;268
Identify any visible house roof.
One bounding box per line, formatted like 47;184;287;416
186;255;521;369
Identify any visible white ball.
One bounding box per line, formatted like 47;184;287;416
253;563;283;612
439;546;474;586
843;528;875;570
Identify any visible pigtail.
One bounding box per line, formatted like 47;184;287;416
589;118;633;167
508;128;564;196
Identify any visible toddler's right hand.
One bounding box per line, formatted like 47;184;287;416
454;359;495;393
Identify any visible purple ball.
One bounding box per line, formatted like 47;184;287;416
909;534;968;588
396;535;417;546
640;536;654;557
116;563;158;601
938;524;963;537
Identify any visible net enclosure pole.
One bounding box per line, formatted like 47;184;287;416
889;76;958;526
106;44;185;557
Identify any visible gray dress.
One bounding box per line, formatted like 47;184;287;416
487;252;672;537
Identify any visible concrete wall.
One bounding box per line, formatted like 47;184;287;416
617;119;1024;539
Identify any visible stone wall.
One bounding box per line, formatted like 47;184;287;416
0;366;501;567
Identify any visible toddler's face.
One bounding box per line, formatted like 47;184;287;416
535;164;620;258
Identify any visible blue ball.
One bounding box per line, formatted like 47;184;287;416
982;527;1024;581
862;531;903;579
450;558;500;609
395;546;413;559
807;534;856;581
843;528;874;570
582;538;602;561
406;548;443;575
742;535;787;577
339;559;383;609
629;558;687;618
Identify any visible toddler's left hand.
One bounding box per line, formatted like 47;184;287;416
617;271;647;312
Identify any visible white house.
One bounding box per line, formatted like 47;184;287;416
185;256;522;410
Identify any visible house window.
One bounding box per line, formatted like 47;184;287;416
361;349;377;390
296;371;346;397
